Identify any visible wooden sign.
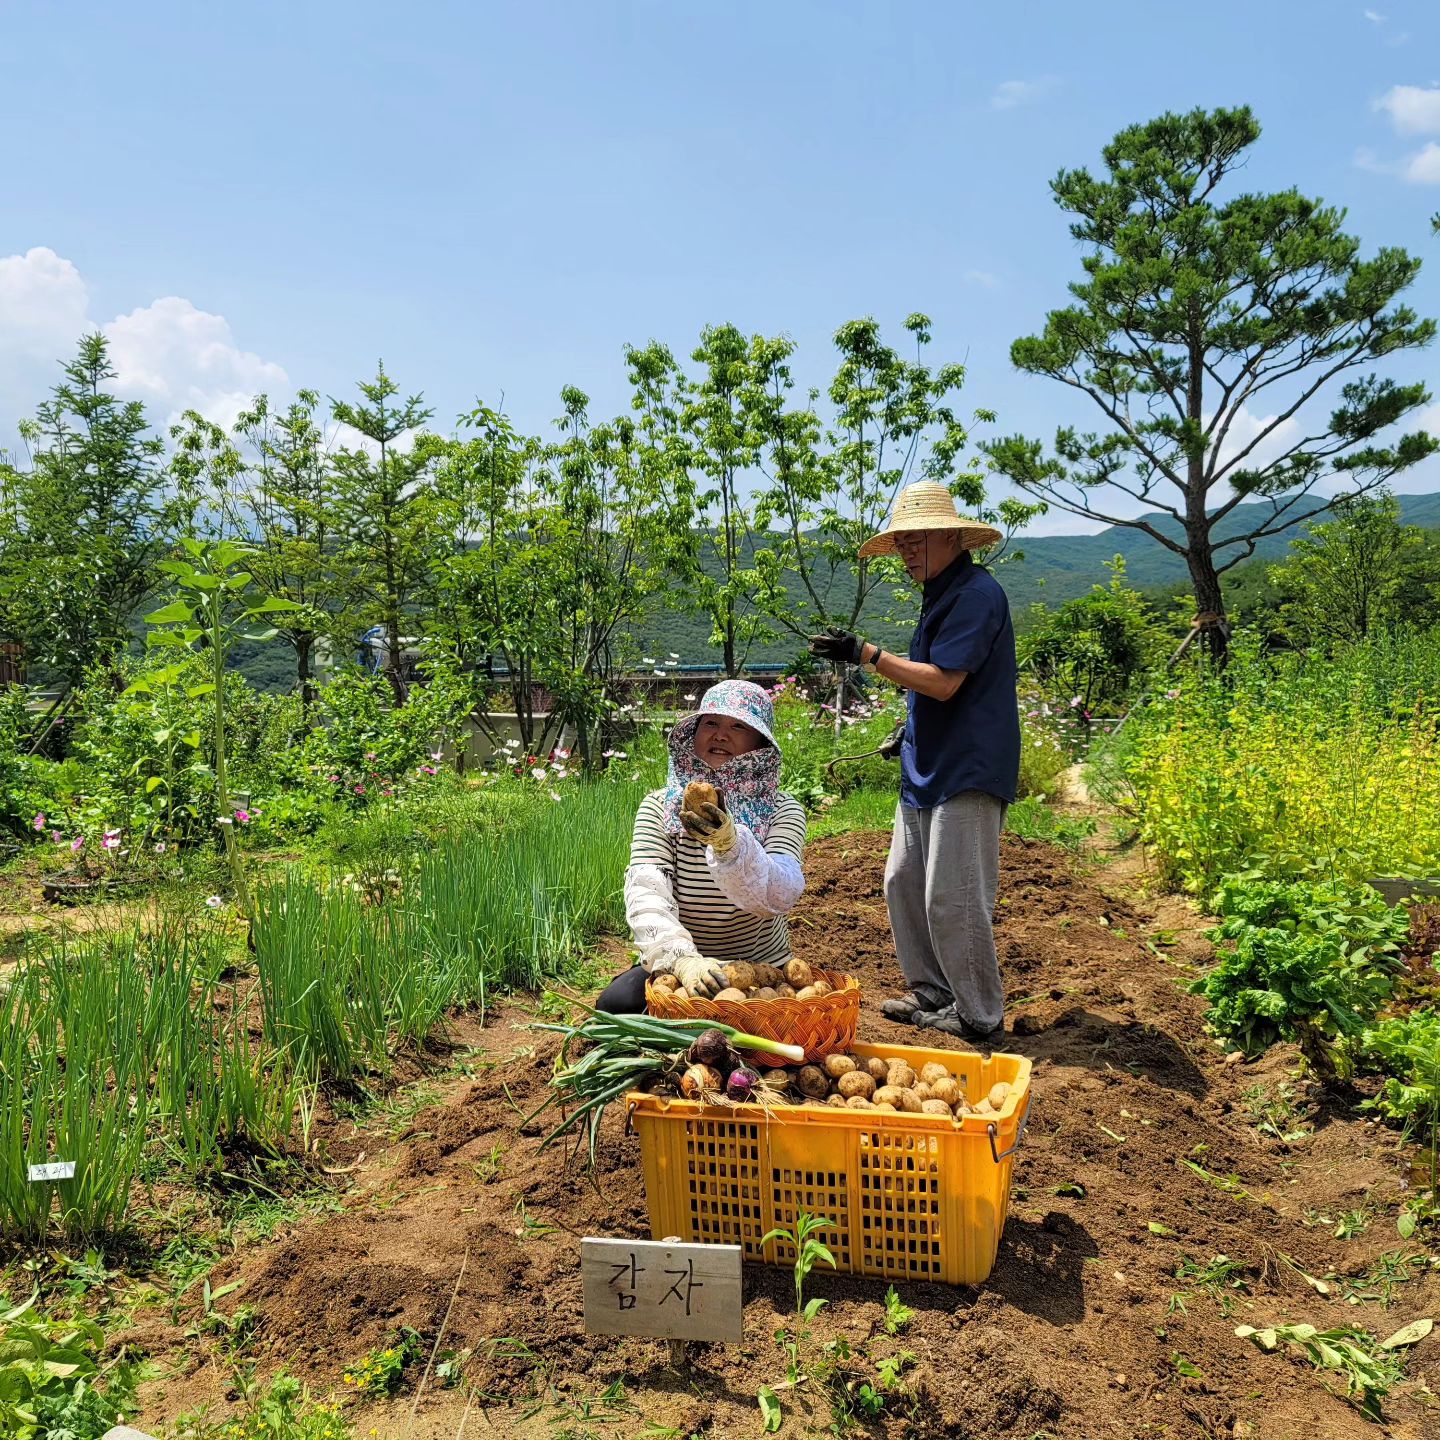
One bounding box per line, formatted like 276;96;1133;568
581;1238;743;1343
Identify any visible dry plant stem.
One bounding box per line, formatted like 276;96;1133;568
407;1246;470;1430
454;1385;478;1440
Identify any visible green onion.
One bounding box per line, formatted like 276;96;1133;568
529;1005;801;1164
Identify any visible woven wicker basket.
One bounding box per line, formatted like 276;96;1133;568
644;966;860;1067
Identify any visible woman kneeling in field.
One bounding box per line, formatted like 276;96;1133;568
596;680;807;1013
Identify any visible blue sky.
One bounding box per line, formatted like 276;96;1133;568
2;0;1438;533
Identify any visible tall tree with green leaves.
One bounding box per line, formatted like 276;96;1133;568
429;388;682;763
684;324;769;675
329;365;438;702
986;106;1437;660
625;329;768;676
0;335;192;687
222;391;339;712
746;315;1038;725
1267;491;1437;643
544;385;685;763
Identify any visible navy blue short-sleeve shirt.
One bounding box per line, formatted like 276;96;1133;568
899;551;1020;809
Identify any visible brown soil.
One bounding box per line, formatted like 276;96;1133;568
126;834;1440;1440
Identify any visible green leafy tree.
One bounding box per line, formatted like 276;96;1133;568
624;331;768;676
0;335;193;687
139;539;298;920
330;365;438;702
429;388;682;763
986;106;1437;661
425;406;550;748
746;315;1039;729
221;391;341;712
682;324;770;675
1267;491;1438;643
542;385;685;763
1021;557;1161;711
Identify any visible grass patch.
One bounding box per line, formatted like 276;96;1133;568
809;787;896;838
1005;796;1097;851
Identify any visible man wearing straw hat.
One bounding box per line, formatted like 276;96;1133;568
809;481;1019;1047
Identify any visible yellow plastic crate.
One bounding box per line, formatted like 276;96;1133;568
627;1040;1031;1286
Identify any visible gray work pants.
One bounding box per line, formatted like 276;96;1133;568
883;790;1007;1033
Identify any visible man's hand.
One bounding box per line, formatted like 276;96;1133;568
675;953;729;997
808;626;865;665
878;723;905;760
680;799;737;855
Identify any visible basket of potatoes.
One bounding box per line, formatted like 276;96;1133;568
645;957;859;1066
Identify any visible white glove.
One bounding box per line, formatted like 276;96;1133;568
675;954;729;998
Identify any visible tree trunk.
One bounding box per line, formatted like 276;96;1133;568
296;634;314;720
1183;535;1229;665
385;609;406;705
722;602;738;678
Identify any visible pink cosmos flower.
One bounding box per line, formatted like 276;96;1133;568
420;764;437;776
70;836;85;853
50;830;62;844
101;830;121;851
234;809;251;824
354;784;366;795
328;774;340;783
154;842;167;854
32;813;45;831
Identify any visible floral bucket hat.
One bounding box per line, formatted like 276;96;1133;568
659;680;782;841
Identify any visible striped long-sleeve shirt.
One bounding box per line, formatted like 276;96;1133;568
624;791;807;970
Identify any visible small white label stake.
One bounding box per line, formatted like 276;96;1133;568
27;1160;76;1183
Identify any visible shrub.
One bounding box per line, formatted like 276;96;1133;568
1122;629;1440;890
1192;874;1410;1063
0;1294;138;1439
1360;1009;1440;1137
0;686;65;837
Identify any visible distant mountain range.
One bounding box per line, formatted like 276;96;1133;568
988;491;1440;614
625;491;1440;664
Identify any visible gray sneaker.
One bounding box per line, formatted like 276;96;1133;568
879;991;926;1023
914;1003;1006;1050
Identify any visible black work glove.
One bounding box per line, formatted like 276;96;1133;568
878;724;905;760
808;626;864;665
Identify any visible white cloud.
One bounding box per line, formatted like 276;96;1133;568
103;296;288;433
1363;8;1385;22
962;269;998;289
0;248;92;429
991;78;1054;111
0;247;288;446
1401;141;1440;183
1375;84;1440;136
326;419;420;460
1207;406;1305;477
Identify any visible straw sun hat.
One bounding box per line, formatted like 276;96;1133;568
857;481;1002;560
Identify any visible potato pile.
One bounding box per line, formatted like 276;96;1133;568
778;1054;1013;1120
652;958;834;1004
